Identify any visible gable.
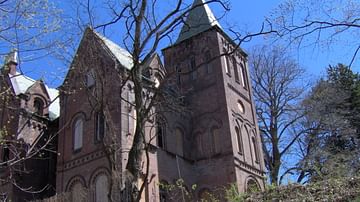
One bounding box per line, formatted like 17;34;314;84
8;73;59;120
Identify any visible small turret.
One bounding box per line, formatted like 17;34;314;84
3;49;18;75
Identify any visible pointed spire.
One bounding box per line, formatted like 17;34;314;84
176;0;221;43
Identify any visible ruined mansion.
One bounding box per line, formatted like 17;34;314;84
0;0;265;201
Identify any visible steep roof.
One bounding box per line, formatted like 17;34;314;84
93;30;133;70
9;73;60;120
176;0;221;43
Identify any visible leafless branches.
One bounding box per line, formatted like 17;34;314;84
0;0;70;68
250;45;308;185
269;0;360;67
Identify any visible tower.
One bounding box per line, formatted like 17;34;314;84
160;0;265;197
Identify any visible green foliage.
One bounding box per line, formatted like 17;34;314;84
300;63;360;182
246;176;360;201
224;184;247;202
264;183;277;192
352;196;360;202
0;127;7;142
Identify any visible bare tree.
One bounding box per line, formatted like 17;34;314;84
0;0;71;66
249;45;308;185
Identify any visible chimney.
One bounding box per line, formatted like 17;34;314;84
3;49;18;75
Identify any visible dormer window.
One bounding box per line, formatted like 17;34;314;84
33;98;44;115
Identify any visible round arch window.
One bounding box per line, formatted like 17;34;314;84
33;98;44;115
237;100;245;114
246;178;260;193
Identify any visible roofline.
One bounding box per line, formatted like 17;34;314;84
60;27;125;89
162;26;248;57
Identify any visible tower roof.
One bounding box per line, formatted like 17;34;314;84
176;0;221;43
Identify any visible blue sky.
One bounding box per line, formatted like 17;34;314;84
5;0;359;88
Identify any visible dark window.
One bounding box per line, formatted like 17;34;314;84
252;136;259;163
235;127;243;155
159;181;168;202
190;58;197;80
205;51;213;74
241;63;248;88
33;98;44;115
225;56;231;76
96;112;105;142
175;65;181;85
2;147;9;163
157;118;166;149
233;57;240;82
175;128;184;156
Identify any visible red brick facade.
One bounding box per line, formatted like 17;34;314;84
0;1;266;201
0;55;58;201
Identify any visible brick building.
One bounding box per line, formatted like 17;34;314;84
0;50;59;201
55;0;265;201
0;0;265;201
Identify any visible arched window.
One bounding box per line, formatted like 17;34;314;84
196;133;203;158
175;65;181;85
235;126;243;155
95;174;109;202
156;117;166;149
73;117;84;151
175;128;184;156
237;100;245;114
233;56;240;82
240;63;247;88
246;178;260;193
198;188;213;201
224;55;231;75
211;127;219;154
252;136;260;163
33;98;44;115
190;58;197;80
70;182;86;202
86;69;95;88
204;51;213;74
95;112;105;142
